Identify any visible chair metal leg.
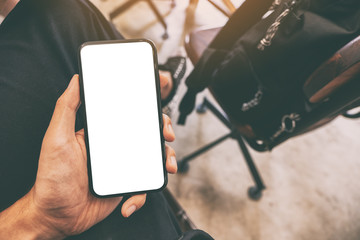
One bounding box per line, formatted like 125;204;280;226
236;135;265;200
178;132;233;172
200;97;233;129
180;96;266;200
177;98;232;172
196;99;208;113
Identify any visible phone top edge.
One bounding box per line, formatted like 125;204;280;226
79;38;158;52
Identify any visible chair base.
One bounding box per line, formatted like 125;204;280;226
177;97;266;200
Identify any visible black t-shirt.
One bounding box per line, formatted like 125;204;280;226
0;0;181;239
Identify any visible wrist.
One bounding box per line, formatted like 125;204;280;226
27;189;66;240
0;190;64;240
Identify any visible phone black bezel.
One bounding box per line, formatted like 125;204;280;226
78;39;168;198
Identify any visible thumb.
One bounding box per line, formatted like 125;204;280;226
48;74;81;135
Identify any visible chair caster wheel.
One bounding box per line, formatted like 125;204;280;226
248;186;262;200
196;103;207;114
178;161;189;173
162;32;169;40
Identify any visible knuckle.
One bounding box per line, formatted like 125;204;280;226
139;195;147;206
45;132;72;149
55;96;66;108
53;138;71;151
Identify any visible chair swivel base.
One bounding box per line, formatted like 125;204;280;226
177;97;266;200
248;186;262;200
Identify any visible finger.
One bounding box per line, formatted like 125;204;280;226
162;114;175;142
48;74;81;135
121;194;147;218
165;144;177;174
159;71;170;89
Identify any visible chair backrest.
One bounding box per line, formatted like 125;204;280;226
264;35;360;149
304;36;360;104
185;27;360;150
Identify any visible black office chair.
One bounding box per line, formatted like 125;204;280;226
109;0;175;39
178;24;360;200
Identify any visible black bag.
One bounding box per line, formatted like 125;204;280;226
178;0;360;143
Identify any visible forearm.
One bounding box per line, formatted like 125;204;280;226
0;0;19;17
0;191;62;240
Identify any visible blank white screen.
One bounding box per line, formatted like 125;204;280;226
80;41;165;196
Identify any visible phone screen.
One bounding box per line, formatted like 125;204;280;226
79;40;166;197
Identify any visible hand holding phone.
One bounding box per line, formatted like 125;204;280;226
18;74;176;239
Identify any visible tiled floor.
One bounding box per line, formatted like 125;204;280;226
92;1;360;239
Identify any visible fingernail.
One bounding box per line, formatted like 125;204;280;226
170;156;177;167
167;123;175;136
126;205;137;217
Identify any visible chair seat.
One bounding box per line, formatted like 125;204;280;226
186;28;360;106
185;27;221;64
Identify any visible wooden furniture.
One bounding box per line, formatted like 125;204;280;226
189;0;237;17
109;0;175;39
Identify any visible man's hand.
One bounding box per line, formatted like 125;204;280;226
0;74;177;239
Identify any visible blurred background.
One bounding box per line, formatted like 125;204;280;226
90;1;360;239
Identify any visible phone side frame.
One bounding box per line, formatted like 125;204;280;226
78;39;168;198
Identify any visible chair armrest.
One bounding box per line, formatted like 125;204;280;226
303;36;360;103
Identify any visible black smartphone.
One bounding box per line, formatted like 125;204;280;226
78;39;167;197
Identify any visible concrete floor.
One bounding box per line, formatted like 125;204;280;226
92;1;360;239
